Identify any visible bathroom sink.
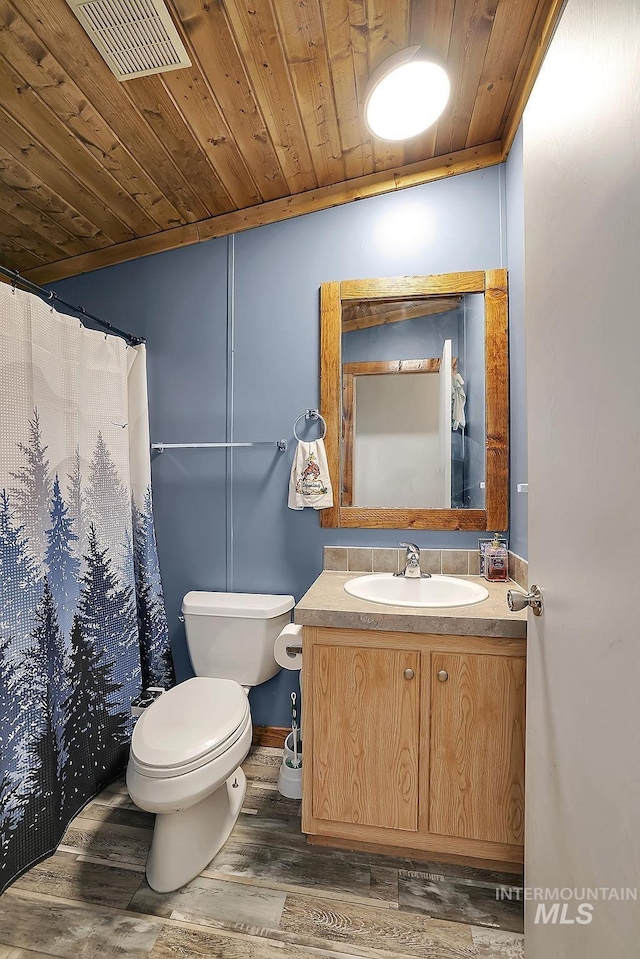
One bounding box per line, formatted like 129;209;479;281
343;573;489;609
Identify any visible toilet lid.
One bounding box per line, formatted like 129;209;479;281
131;677;249;770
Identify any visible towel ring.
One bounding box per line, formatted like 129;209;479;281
293;409;327;442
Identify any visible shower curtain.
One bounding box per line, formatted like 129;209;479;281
0;283;174;893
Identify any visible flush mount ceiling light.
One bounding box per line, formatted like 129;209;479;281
364;46;450;141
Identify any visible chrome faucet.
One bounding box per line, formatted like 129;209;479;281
394;542;431;579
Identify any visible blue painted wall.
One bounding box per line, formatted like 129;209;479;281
504;125;528;559
49;239;230;696
54;163;521;726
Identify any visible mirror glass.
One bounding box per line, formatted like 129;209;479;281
340;293;485;509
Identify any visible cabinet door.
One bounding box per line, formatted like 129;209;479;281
312;644;420;831
428;651;526;845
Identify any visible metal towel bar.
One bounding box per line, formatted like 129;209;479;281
151;440;287;452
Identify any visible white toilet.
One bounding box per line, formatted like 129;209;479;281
126;590;294;892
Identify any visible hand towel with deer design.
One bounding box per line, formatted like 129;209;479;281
288;439;334;510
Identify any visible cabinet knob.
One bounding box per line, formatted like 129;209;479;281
437;669;449;682
403;667;415;680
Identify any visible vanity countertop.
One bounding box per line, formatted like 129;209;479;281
294;571;527;639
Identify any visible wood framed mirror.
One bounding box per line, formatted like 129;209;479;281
319;270;509;530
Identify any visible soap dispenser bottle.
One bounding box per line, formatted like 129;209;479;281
484;533;508;582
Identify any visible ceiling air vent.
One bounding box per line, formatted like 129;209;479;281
65;0;191;80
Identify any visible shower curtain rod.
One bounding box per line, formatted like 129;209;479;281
0;264;145;347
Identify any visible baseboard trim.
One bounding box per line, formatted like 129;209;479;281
306;834;524;875
252;725;289;748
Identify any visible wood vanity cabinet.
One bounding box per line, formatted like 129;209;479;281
301;627;526;868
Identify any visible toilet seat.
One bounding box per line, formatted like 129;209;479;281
130;677;250;779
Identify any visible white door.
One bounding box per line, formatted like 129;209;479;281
524;0;640;956
439;338;452;508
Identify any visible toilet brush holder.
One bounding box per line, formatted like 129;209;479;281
277;732;303;800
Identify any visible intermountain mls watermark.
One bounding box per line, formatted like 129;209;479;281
497;886;638;924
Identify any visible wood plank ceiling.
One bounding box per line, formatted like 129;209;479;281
0;0;563;283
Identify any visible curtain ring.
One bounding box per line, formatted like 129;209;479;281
48;291;55;312
293;410;327;442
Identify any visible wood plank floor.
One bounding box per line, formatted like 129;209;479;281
0;746;524;959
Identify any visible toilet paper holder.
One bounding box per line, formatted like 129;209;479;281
274;623;303;670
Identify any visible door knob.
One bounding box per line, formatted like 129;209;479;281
507;584;544;616
403;668;415;680
437;669;449;682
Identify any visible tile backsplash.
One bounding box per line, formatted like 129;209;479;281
324;545;528;586
508;551;528;589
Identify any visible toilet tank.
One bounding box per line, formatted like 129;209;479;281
182;591;295;687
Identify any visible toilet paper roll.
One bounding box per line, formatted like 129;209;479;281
274;623;303;670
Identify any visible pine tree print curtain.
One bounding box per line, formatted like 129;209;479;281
0;284;174;892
